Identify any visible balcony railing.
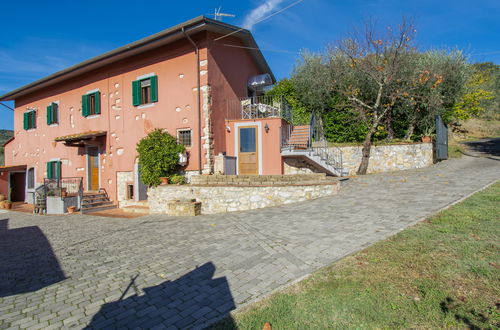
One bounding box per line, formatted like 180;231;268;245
44;177;83;197
226;95;292;122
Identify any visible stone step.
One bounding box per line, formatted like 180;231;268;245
81;204;118;214
82;200;114;208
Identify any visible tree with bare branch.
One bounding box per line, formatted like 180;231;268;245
327;19;418;174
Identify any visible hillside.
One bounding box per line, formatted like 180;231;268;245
0;129;14;165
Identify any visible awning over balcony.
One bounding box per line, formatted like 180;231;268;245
55;130;106;147
0;165;27;172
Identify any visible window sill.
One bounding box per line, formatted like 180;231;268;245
137;103;156;110
85;114;101;119
48;123;59;127
26;128;36;131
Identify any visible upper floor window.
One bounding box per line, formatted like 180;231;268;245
46;161;61;179
177;129;192;147
46;102;59;125
27;168;35;189
23;110;36;130
132;76;158;106
82;91;101;117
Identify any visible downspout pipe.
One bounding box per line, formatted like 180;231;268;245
182;27;203;175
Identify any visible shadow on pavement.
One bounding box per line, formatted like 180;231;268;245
0;219;66;297
463;138;500;157
86;262;236;329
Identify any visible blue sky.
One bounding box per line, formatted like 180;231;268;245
1;0;499;130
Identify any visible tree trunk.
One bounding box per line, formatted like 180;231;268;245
404;113;417;140
386;112;395;141
357;124;377;175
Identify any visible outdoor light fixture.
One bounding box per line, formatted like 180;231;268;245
226;125;231;132
264;123;269;133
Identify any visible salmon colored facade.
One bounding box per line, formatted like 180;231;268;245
0;17;290;205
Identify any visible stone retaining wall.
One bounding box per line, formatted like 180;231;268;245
285;143;433;176
148;174;340;215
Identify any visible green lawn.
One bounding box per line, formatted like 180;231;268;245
215;182;500;329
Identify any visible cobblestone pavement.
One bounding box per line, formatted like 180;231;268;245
1;154;499;329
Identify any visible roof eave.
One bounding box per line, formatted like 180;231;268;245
0;16;275;101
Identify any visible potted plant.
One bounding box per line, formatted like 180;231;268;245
4;188;12;209
421;126;434;143
67;205;76;214
61;188;68;198
0;193;5;202
169;174;187;185
136;129;186;187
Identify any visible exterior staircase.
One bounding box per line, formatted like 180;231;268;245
81;189;117;213
286;125;310;149
281;116;346;177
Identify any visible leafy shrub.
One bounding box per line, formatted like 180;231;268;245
169;174;187;185
136;129;185;187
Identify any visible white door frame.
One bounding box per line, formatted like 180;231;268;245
233;122;262;175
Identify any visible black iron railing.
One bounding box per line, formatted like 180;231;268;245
44;177;83;197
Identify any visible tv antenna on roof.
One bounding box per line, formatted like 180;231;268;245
208;7;235;21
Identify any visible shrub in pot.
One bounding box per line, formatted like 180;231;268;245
136;129;186;187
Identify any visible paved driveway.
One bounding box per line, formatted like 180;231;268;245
1;153;499;329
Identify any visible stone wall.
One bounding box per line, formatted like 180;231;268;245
285;143;433;176
148;174;340;215
116;171;134;202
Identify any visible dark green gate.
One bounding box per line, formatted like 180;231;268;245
435;115;448;160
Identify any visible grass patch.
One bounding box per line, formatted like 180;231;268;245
448;141;465;158
215;182;500;329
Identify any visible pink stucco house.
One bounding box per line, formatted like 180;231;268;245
0;16;341;212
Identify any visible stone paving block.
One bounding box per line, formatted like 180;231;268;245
0;155;498;329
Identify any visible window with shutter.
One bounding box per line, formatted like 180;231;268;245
46;103;58;125
132;75;158;106
82;92;100;117
24;110;36;129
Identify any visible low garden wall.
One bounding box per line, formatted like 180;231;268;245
148;174;340;215
285;142;433;176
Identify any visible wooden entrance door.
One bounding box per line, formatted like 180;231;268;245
87;147;99;191
238;126;258;175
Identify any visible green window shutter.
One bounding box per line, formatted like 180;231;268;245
23;112;29;130
94;91;101;114
56;161;61;179
47;162;53;179
82;94;89;117
150;76;158;103
54;104;58;124
132;80;141;106
31;111;36;128
47;105;52;125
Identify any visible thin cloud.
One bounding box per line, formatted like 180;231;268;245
243;0;285;30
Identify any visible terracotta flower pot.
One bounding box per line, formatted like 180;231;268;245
421;136;432;143
0;201;5;209
61;188;68;198
160;177;169;185
0;194;5;202
67;206;76;214
4;201;12;210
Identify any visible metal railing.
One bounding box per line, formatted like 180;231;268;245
44;177;83;197
226;95;292;122
280;113;344;176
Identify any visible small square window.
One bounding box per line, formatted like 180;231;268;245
178;129;192;147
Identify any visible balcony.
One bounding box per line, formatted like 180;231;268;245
226;95;292;122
